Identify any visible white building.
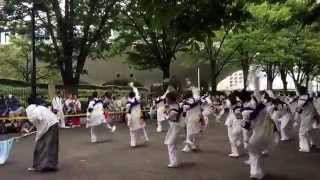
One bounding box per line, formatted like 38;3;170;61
217;66;320;92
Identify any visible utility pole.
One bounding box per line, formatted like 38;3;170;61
31;1;37;99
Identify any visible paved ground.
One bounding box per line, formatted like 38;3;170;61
1;120;320;180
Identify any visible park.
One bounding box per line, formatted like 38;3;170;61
1;0;320;180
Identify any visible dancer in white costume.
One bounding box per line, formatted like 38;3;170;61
126;82;149;147
155;90;169;132
296;86;320;152
200;92;213;130
224;92;245;158
164;92;184;168
86;92;114;143
270;97;293;141
181;89;202;152
239;91;256;151
245;102;280;179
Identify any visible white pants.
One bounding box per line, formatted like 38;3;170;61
249;152;264;178
90;124;110;142
280;123;292;141
227;126;242;155
242;129;250;150
299;130;316;152
167;144;178;165
157;121;164;132
90;126;98;142
184;133;200;150
130;128;149;146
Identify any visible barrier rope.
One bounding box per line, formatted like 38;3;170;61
0;110;151;121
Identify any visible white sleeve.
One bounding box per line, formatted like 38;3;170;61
51;98;57;109
88;101;95;110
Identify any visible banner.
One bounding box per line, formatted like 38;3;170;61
0;138;14;165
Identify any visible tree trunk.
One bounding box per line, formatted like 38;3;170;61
266;65;274;90
210;58;218;94
62;74;79;95
305;74;310;89
293;80;301;96
242;58;249;90
279;67;287;92
267;76;273;90
161;63;171;91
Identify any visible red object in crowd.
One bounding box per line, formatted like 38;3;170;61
67;117;81;127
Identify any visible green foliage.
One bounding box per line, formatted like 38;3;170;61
112;0;253;80
2;0;121;90
0;36;60;82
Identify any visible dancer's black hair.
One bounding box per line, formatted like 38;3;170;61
262;91;273;103
227;91;239;105
92;91;98;98
238;90;252;103
166;91;178;103
27;96;38;105
183;90;193;100
299;86;308;95
249;103;266;121
128;91;136;98
104;92;112;98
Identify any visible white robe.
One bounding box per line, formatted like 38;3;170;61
126;97;144;131
201;96;213;119
86;99;106;128
224;100;244;155
184;98;202;136
297;95;318;134
247;105;280;179
156;98;166;122
26;105;59;141
51;96;65;122
248;107;280;154
164;104;184;145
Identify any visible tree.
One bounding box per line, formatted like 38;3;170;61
114;0;250;84
3;0;121;92
0;36;59;82
285;25;320;90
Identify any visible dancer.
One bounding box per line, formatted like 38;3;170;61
224;91;244;158
164;92;184;168
26;97;59;172
103;92;116;132
126;82;149;147
272;98;293;141
200;91;213;130
86;92;114;143
296;86;320;152
181;89;202;152
245;102;280;179
155;90;168;132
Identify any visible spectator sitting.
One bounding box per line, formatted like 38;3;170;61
64;93;81;127
0;95;8;134
0;94;8;117
7;94;24;117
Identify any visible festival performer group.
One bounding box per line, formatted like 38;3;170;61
2;68;320;180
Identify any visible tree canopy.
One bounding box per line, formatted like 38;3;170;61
0;0;319;93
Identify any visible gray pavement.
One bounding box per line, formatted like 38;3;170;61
1;121;320;180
